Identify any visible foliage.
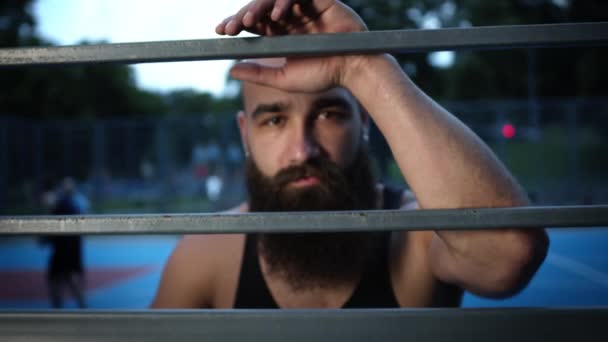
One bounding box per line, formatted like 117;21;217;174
0;0;36;48
2;55;171;119
2;0;606;122
0;0;166;119
343;0;608;101
0;1;239;120
165;88;240;117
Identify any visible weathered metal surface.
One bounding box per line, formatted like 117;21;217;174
1;308;606;342
1;22;606;66
1;205;607;235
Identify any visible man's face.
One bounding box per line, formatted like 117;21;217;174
238;81;366;183
238;80;379;289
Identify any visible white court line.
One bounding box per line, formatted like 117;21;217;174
546;253;608;288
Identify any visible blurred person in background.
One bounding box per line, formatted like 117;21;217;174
40;177;87;308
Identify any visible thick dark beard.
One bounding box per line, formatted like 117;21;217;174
246;146;377;212
245;147;382;290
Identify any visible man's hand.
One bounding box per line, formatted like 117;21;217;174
215;0;370;93
216;0;366;37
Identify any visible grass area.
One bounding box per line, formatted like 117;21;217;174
501;125;607;187
92;197;216;214
386;124;607;191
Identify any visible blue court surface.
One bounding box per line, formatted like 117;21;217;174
0;228;607;309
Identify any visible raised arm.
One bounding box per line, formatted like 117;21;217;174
219;0;548;298
353;55;549;297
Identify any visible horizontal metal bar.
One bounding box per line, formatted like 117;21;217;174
0;205;606;235
1;22;606;67
1;308;607;342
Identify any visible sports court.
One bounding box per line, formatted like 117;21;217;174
1;228;607;309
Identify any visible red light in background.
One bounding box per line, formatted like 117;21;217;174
502;124;516;139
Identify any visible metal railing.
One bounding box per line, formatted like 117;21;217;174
1;205;607;235
1;308;606;342
1;22;608;342
1;23;607;66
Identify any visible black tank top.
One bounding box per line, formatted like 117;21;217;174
233;186;404;308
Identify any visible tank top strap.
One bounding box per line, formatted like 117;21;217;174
233;234;279;308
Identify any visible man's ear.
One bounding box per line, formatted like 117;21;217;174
357;101;369;125
359;105;370;141
236;110;250;156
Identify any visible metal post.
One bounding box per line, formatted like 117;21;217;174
527;49;540;141
0;122;7;214
495;109;506;162
567;102;579;203
63;122;73;178
156;119;170;212
126;122;135;178
15;119;24;187
32;123;43;198
92;122;106;210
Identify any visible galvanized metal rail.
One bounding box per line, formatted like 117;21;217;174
1;308;607;342
1;22;607;67
1;205;607;235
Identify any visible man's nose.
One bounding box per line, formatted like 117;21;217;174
287;128;320;166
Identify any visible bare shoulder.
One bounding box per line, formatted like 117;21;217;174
151;234;245;308
178;233;245;263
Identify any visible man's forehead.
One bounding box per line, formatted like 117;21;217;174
242;83;357;115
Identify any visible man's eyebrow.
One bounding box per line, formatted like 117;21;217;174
250;102;288;120
311;96;355;112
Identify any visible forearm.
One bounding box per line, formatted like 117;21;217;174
429;228;548;297
343;54;548;296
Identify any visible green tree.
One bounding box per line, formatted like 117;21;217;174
0;0;37;47
343;0;608;101
1;2;168;119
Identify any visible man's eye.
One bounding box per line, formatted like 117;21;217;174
317;111;345;121
263;115;284;126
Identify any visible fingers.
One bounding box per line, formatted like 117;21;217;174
217;0;300;36
229;62;285;88
270;0;293;21
244;0;293;26
216;0;254;36
217;0;364;36
244;0;270;19
215;16;233;35
227;2;254;35
242;0;272;27
226;0;274;35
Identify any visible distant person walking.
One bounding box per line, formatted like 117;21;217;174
41;178;87;308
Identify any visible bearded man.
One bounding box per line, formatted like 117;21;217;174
151;0;548;309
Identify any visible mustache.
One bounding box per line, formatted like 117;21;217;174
246;145;377;213
273;158;341;190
